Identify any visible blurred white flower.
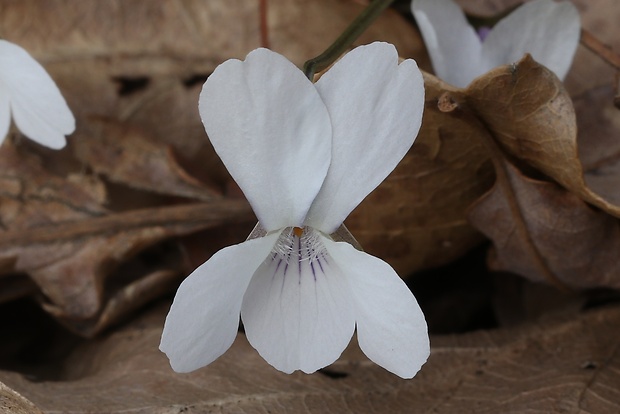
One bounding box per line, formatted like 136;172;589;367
411;0;580;87
160;42;429;379
0;40;75;149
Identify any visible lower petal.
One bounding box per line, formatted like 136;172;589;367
241;228;355;374
160;232;279;373
323;238;429;379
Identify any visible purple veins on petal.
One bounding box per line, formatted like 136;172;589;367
297;235;303;284
316;257;325;275
310;260;317;281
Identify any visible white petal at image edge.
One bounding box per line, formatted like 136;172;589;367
323;236;429;379
306;42;424;233
199;48;332;232
160;232;279;373
0;40;75;149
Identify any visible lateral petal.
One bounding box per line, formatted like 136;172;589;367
481;0;580;80
199;48;332;232
411;0;483;87
0;40;75;149
241;228;355;374
324;238;429;379
0;91;10;144
305;42;424;233
160;232;279;373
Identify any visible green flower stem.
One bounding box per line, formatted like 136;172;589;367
303;0;395;80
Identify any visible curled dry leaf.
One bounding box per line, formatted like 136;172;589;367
468;159;620;290
466;55;620;217
454;56;620;290
2;301;620;413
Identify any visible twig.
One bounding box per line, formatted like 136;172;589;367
615;72;620;109
580;29;620;110
580;29;620;71
259;0;270;49
302;0;395;80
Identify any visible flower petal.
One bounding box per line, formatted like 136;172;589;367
305;42;424;233
481;0;580;81
160;232;279;373
0;40;75;149
0;91;10;144
241;228;355;374
323;238;429;379
199;48;332;231
411;0;483;87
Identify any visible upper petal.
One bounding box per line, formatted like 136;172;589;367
160;232;279;373
323;238;429;379
481;0;580;80
241;228;355;374
0;40;75;149
305;43;424;233
411;0;483;87
199;48;332;231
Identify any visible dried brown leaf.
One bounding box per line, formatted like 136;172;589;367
468;159;620;289
466;55;620;218
2;301;620;413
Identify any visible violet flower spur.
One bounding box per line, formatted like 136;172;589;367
0;40;75;149
160;42;429;378
411;0;580;88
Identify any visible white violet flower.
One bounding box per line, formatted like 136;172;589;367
160;42;429;379
0;40;75;149
411;0;580;88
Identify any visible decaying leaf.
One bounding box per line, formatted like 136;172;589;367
468;159;620;290
2;300;620;413
466;54;620;217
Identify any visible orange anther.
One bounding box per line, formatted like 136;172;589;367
293;227;304;237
